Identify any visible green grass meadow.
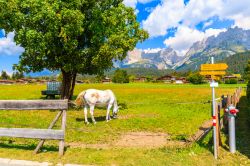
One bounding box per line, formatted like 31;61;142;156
0;83;249;165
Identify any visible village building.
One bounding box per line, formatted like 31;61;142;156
16;79;27;84
175;77;188;84
102;77;112;84
134;76;147;82
156;75;176;83
0;80;15;85
76;80;84;84
223;74;244;84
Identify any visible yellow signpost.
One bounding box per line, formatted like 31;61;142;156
200;71;226;76
201;63;228;71
200;63;228;77
200;59;228;160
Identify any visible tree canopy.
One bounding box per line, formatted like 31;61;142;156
0;70;10;80
0;0;148;98
12;71;24;80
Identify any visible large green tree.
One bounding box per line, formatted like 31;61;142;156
0;0;148;99
112;69;129;83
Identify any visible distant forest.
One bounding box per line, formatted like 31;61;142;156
220;51;250;76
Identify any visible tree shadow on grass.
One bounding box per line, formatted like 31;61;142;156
232;96;250;158
196;132;214;153
0;142;59;153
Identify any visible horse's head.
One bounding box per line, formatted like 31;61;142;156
112;105;119;119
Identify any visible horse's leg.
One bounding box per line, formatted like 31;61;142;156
90;105;96;124
106;103;112;122
84;105;89;124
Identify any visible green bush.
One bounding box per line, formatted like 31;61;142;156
187;72;204;84
225;78;238;84
112;69;129;83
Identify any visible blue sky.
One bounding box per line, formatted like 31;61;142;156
1;0;250;73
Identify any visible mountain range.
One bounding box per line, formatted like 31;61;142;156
115;27;250;71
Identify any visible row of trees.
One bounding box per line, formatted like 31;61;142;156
111;69;242;84
0;70;24;80
112;69;204;84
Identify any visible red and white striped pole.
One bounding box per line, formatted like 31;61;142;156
212;116;216;127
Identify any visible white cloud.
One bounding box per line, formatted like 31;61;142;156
164;26;204;56
138;0;155;4
203;20;214;29
123;0;137;8
232;16;250;30
143;48;162;53
123;0;155;8
141;0;250;55
164;26;226;56
0;32;24;56
182;0;223;27
204;28;226;38
142;0;185;37
143;0;250;36
145;7;154;13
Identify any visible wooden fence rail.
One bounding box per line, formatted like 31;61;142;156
0;100;68;156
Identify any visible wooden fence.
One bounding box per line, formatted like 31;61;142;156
215;87;242;152
0;100;68;156
189;87;242;153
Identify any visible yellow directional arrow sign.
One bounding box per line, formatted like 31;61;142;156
200;71;226;76
201;63;228;71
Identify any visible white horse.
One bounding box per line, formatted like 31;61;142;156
75;89;119;124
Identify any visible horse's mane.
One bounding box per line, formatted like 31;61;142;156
75;91;86;107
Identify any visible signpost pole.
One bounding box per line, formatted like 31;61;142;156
211;57;218;159
200;59;228;159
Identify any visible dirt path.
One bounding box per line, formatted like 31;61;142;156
67;119;215;150
68;132;186;149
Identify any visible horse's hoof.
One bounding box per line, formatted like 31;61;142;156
93;121;97;125
85;122;89;125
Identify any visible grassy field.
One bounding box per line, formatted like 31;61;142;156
0;83;249;165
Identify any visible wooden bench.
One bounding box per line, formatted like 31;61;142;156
41;82;61;99
0;100;68;155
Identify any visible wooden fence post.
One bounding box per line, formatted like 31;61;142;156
226;94;230;107
59;109;67;156
34;111;63;154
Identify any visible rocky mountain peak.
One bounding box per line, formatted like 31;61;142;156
115;27;250;71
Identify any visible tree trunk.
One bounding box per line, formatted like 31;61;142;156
61;69;77;100
69;73;77;99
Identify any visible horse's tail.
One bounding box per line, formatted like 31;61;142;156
75;91;86;107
